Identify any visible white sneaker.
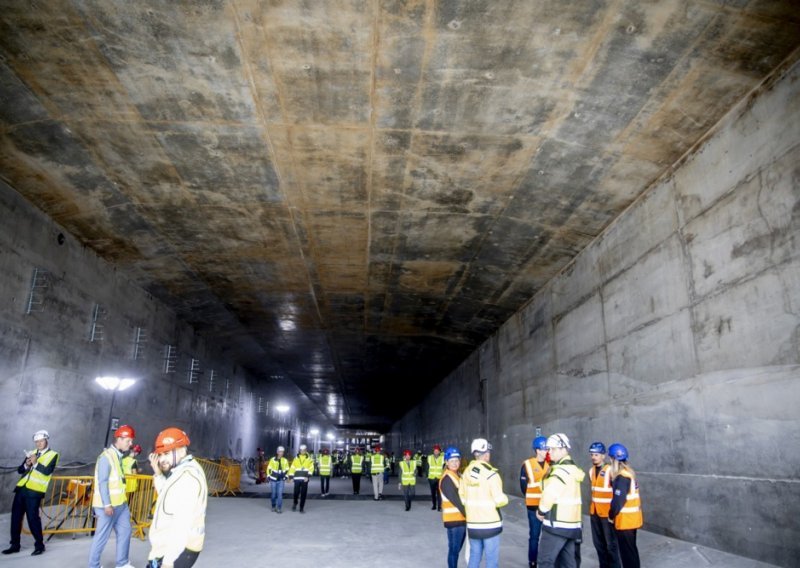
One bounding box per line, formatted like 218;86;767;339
117;564;136;568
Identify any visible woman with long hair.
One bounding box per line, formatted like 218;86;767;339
608;444;642;568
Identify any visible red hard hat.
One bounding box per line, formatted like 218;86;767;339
114;425;135;439
155;427;190;453
403;450;412;457
131;444;143;454
374;446;382;452
433;444;442;451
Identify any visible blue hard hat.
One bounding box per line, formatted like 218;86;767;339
589;441;606;454
532;436;548;451
608;443;629;461
444;446;461;461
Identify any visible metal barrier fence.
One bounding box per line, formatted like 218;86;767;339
23;457;241;539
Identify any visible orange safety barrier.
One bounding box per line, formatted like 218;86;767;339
23;474;154;540
196;458;240;496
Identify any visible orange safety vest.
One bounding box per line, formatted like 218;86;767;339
590;464;612;517
614;469;643;530
439;470;466;524
523;457;549;508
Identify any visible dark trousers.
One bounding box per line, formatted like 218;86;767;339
446;525;466;568
320;475;330;494
538;530;578;568
9;488;44;550
614;529;639;568
351;473;361;494
526;508;543;564
149;549;200;567
591;515;620;568
402;484;415;510
429;478;442;508
292;480;308;510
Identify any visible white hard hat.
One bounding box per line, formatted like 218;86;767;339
33;430;49;441
470;438;492;454
276;446;285;452
299;444;307;451
546;433;571;450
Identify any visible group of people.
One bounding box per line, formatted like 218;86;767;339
4;426;208;568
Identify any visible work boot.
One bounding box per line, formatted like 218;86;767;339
292;504;297;512
277;509;282;514
299;509;305;514
2;547;20;555
271;506;276;512
438;506;442;512
31;547;45;556
431;505;437;510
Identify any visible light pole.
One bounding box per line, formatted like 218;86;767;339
96;376;137;448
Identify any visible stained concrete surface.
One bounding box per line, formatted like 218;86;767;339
0;476;779;567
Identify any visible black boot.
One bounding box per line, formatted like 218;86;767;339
2;547;21;555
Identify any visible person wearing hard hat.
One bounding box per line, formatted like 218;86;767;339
520;436;550;568
288;444;314;513
439;446;466;568
3;430;59;557
536;433;585;568
267;446;289;513
318;448;333;497
398;450;417;511
348;447;364;495
607;444;642;568
147;427;208;568
88;424;137;568
588;442;620;568
122;444;142;496
255;447;267;485
427;444;445;511
369;445;387;501
459;438;508;568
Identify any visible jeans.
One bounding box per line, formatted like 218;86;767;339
467;535;500;568
527;508;543;564
270;479;284;510
591;515;620;568
537;530;577;568
447;525;466;568
87;504;132;568
402;484;415;510
320;475;330;494
9;488;44;550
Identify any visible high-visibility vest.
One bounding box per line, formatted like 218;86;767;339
613;469;643;530
439;470;466;525
122;455;139;492
399;460;416;486
522;457;548;508
540;457;584;535
459;459;508;539
92;447;127;507
350;455;364;474
319;455;332;476
590;464;612;517
267;457;289;481
413;453;422;468
16;449;58;494
289;454;314;480
371;453;385;474
427;454;444;479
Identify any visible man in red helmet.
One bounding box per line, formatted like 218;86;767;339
88;424;137;568
146;427;208;568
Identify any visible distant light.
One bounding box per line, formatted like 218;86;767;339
326;432;335;440
336;439;344;445
279;318;296;331
275;404;290;413
95;377;137;391
309;428;320;436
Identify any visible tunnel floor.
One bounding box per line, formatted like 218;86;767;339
0;476;777;567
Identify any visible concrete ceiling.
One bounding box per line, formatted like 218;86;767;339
1;1;798;430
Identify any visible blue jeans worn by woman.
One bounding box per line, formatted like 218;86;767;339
270;479;284;511
446;525;466;568
467;534;500;568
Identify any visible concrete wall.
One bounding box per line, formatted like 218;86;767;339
0;180;299;509
391;58;800;566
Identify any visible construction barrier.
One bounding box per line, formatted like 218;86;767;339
196;458;241;496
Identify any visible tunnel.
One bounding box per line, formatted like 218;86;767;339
1;2;798;567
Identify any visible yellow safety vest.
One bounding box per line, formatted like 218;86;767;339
371;453;385;474
539;457;584;534
459;460;509;538
350;455;364;474
92;447;127;508
590;464;612;517
122;455;139;492
289;454;314;480
319;455;332;476
427;454;444;479
16;449;58;494
267;457;289;480
400;460;416;486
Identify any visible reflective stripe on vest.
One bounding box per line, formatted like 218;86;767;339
439;470;466;524
371;454;385;474
400;460;416;485
523;458;548;507
541;460;582;530
351;455;363;473
92;448;126;507
428;454;444;479
268;457;289;480
614;470;643;530
16;449;58;494
590;464;612;517
319;455;332;476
